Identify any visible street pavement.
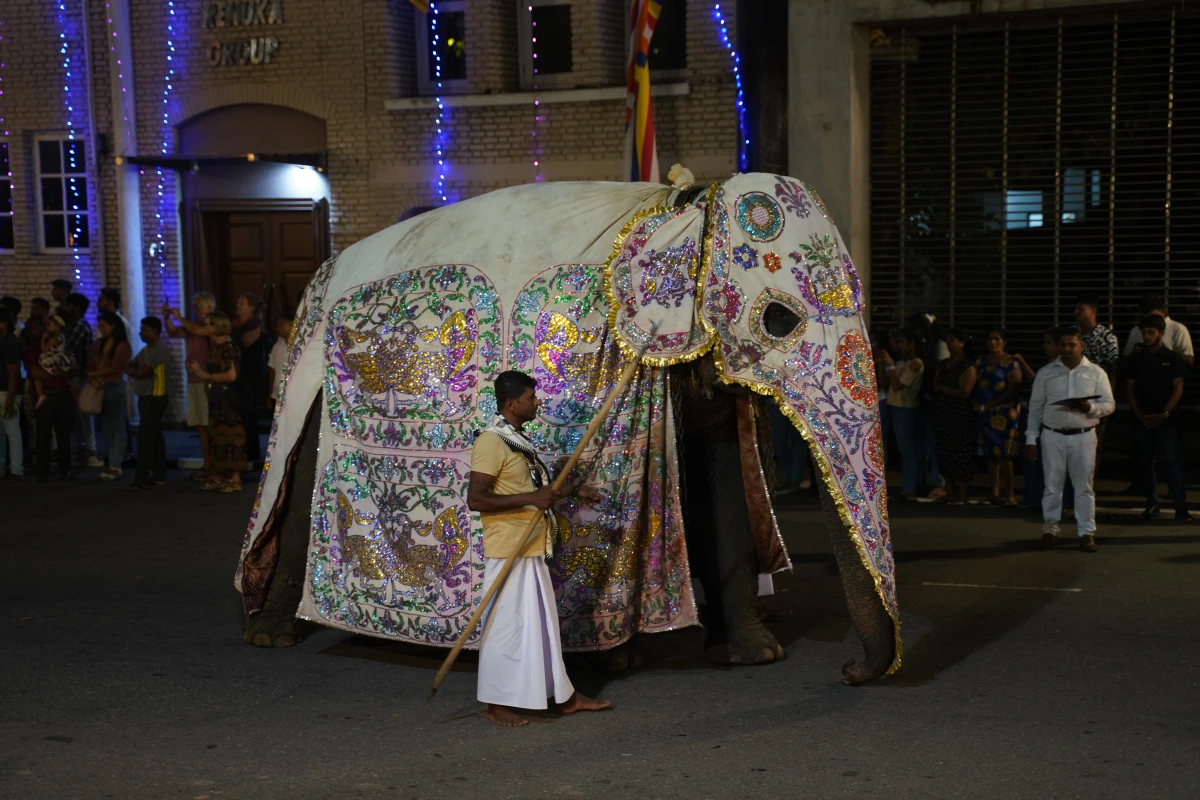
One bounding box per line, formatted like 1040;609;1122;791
1;473;1198;799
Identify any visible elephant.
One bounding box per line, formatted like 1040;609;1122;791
236;173;899;685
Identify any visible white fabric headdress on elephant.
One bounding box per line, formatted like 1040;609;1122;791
696;175;897;649
235;174;897;674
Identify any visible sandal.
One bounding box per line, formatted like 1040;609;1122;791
201;479;224;492
219;479;242;493
98;469;121;481
1004;498;1019;507
191;469;213;482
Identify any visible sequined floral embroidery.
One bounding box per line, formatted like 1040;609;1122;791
836;331;877;407
774;176;811;219
707;280;744;325
733;243;759;271
640;239;700;308
735;191;784;242
325;265;503;450
763;252;782;273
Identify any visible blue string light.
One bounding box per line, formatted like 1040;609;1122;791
712;3;747;172
430;3;449;204
57;3;84;280
153;1;178;289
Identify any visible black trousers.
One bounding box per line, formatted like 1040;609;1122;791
135;395;168;484
36;390;73;479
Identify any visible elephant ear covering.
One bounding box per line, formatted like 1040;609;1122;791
253;181;699;651
700;173;900;673
605;202;713;365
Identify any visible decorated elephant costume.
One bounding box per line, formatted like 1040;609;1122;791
236;172;900;683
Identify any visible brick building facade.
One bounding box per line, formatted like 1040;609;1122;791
0;0;741;418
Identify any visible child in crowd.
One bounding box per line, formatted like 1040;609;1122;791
33;314;75;409
266;316;293;409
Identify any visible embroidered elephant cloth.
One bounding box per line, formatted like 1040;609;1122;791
237;181;699;651
237;175;898;670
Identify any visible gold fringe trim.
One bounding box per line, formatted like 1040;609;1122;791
695;181;902;675
602;200;717;368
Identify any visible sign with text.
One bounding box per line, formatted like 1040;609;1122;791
204;1;285;67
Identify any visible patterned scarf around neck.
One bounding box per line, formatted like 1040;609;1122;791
483;413;558;556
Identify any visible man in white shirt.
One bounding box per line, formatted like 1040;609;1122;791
1025;325;1116;552
1123;294;1193;366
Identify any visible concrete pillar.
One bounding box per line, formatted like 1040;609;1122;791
788;0;872;315
105;0;146;330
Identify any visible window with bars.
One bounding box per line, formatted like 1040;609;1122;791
0;140;12;252
869;4;1199;373
36;137;90;253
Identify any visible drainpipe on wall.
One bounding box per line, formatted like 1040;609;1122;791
100;0;146;331
80;0;109;291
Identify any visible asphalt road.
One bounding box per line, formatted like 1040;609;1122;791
2;474;1198;800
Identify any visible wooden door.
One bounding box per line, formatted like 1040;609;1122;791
220;210;317;326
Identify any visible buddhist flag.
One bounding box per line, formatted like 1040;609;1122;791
624;0;662;183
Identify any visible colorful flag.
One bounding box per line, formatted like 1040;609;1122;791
409;0;429;13
624;0;662;183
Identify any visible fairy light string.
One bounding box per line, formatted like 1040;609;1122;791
529;4;542;181
712;3;747;172
57;3;85;283
430;2;449;204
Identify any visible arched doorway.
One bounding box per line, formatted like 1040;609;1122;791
177;103;330;326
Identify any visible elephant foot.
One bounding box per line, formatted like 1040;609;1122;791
242;613;303;649
841;658;888;686
591;642;643;672
705;623;785;666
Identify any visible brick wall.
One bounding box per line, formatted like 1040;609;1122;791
0;0;107;322
0;0;741;417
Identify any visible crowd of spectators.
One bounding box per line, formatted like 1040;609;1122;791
0;279;283;489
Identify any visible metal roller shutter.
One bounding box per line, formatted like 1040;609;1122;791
869;2;1200;385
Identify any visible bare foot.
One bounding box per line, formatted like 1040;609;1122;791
560;692;611;714
486;704;529;727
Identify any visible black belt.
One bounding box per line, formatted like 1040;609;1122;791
1042;425;1095;436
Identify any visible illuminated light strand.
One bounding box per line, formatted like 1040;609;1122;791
104;3;133;129
1;19;14;248
56;3;84;280
430;3;449;204
152;1;178;290
529;5;542;182
712;3;747;172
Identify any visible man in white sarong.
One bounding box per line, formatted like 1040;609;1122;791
467;370;611;727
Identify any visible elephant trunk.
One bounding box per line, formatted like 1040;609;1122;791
818;482;895;685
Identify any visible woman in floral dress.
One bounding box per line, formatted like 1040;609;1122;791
187;311;247;492
932;328;977;504
973;327;1023;505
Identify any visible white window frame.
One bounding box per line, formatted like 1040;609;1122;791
34;134;91;254
518;0;576;91
416;1;469;96
0;138;13;254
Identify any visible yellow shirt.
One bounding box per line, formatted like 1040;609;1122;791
471;431;548;558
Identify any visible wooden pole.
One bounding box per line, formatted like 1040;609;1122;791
427;327;656;701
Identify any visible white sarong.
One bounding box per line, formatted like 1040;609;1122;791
476;556;575;710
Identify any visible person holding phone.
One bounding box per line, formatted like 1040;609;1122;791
1025;325;1115;552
